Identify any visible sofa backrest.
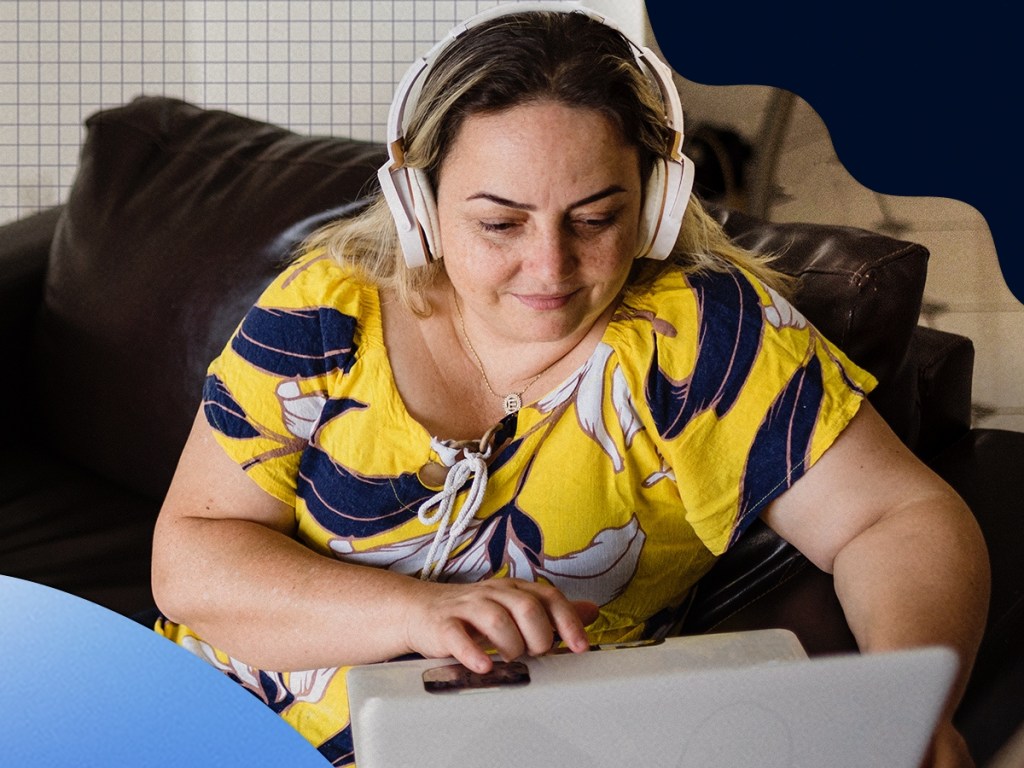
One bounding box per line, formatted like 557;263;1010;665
32;95;929;501
34;95;386;499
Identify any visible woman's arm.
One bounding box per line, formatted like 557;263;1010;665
762;401;989;766
151;410;594;673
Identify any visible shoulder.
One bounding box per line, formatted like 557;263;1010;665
613;264;780;377
256;249;379;318
614;264;831;438
637;263;779;324
224;250;382;379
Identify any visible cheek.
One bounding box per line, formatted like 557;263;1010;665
439;234;513;290
586;232;638;283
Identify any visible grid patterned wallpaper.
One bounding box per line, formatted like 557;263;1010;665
2;0;582;226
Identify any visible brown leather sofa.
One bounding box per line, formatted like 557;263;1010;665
2;95;1020;764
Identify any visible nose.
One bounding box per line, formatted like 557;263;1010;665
524;223;577;283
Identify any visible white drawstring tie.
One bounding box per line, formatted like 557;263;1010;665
417;436;494;581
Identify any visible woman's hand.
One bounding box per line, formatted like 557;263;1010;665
155;411;600;672
403;577;599;672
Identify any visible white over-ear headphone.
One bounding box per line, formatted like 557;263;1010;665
377;1;695;269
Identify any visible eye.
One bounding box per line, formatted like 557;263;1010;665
571;211;618;231
479;220;519;233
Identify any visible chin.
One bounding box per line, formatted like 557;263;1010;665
516;312;594;344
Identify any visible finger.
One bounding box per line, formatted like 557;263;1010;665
544;595;594;653
496;588;556;657
502;580;592;654
462;599;530;663
436;617;495;674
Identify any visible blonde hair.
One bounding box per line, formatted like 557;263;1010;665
301;10;791;313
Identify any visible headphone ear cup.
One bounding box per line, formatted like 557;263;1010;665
378;163;432;268
639;155;693;261
409;168;443;262
638;159;668;259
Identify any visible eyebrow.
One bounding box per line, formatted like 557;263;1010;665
466;185;628;211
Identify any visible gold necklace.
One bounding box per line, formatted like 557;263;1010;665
453;294;548;416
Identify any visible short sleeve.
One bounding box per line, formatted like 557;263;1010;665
640;267;877;555
202;252;363;505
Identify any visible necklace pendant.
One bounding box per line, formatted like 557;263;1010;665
503;392;523;415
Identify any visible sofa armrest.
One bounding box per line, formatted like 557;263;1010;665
0;206;59;323
911;325;975;459
872;324;975;459
0;206;61;436
928;429;1024;764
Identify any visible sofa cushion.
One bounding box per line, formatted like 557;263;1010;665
0;445;158;616
33;96;387;500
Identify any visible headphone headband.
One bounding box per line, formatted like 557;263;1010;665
378;1;694;268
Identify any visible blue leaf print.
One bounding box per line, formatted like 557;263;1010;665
232;306;358;377
202;373;261;439
230;668;293;713
476;502;544;573
297;445;432;538
732;354;823;544
315;396;368;431
485;515;507;572
647;270;764;439
318;724;355;767
512;508;544;566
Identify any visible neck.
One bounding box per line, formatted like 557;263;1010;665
447;288;612;414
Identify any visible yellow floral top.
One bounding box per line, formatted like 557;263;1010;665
156;250;876;766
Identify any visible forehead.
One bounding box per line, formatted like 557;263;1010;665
438;101;640;192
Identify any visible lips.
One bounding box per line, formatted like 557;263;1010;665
513;288;580;310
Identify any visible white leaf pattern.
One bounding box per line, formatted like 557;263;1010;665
329;519;491;582
505;536;538;581
764;285;808;330
181;634;339;707
328;510;643;609
288;667;339;704
573;343;624;471
536;366;586;412
536;516;646;604
642;456;675;488
439;518;501;582
612;365;643;448
276;380;327;440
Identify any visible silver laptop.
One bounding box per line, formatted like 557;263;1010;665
346;629;957;768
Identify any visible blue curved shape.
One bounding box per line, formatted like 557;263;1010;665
316;395;368;429
317;724;355;767
232;306;358;377
478;503;544;573
202;373;261;439
297;445;431;537
732;355;824;544
0;576;327;766
646;270;763;439
512;507;544;566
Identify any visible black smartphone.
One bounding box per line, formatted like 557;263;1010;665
422;660;531;694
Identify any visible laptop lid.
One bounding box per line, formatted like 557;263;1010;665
347;629;957;767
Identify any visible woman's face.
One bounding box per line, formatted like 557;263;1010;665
434;100;643;345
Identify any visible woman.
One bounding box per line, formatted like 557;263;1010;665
151;6;988;767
